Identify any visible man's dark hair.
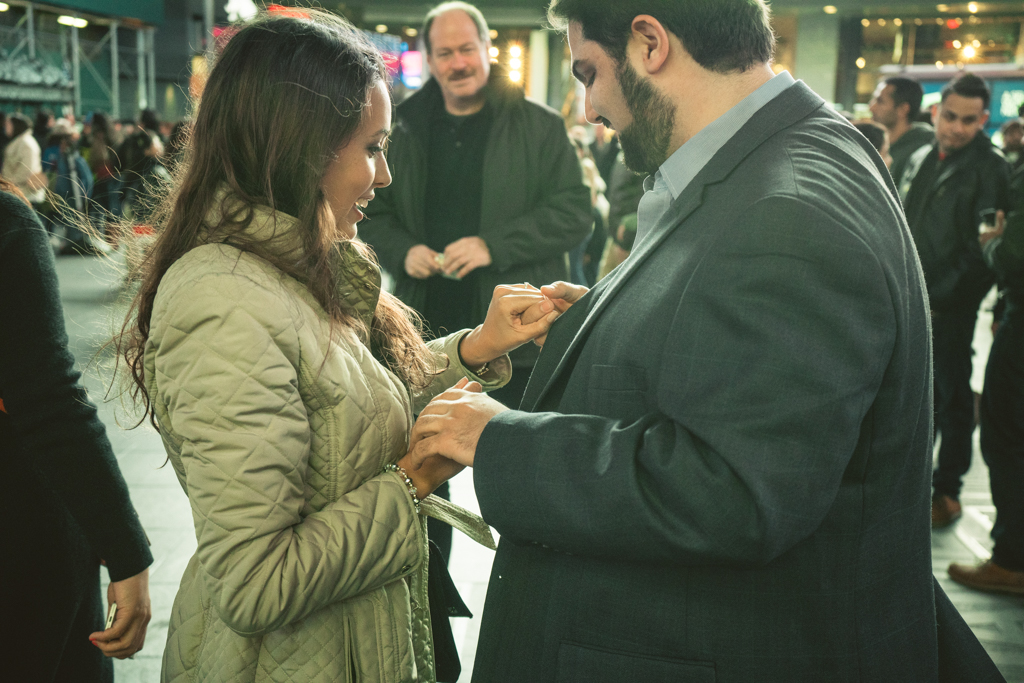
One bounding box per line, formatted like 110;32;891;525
139;108;160;131
547;0;775;73
882;77;923;121
422;1;489;56
9;113;31;138
853;120;887;154
940;73;991;110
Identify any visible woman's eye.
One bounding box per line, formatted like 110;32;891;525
368;146;385;158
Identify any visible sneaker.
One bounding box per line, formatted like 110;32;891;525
931;495;962;528
948;560;1024;596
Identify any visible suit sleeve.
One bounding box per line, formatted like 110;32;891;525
481;115;593;271
474;195;897;567
150;274;424;637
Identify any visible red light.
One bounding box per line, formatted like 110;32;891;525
382;53;400;77
133;225;155;236
946;18;961;29
267;5;311;19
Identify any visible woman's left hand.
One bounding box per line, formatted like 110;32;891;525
459;284;561;367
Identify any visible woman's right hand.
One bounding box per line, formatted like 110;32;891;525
396;378;480;499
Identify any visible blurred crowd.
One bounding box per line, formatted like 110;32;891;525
0;106;185;255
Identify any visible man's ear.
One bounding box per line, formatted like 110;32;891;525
630;15;671;75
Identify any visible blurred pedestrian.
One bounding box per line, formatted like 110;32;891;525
1001;117;1023;170
900;73;1010;528
43;119;95;254
115;10;553;682
853;119;892;169
33;107;54;147
870;76;934;184
118;129;169;223
2;112;46;209
0;175;153;680
83;112;122;241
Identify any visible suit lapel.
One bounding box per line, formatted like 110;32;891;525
525;81;828;412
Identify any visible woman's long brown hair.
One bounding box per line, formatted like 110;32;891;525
118;9;440;426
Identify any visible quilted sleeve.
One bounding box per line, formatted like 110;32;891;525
150;271;424;637
412;331;512;414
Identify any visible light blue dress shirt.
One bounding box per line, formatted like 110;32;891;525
635;70;797;247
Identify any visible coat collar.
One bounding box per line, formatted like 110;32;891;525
523;80;826;411
205;187;382;333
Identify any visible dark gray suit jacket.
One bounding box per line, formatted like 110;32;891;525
470;82;1000;682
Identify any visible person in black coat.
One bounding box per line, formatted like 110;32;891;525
406;1;1005;680
0;181;153;680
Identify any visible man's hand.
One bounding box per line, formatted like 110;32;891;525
90;567;151;659
406;244;441;279
443;236;492;279
980;210;1006;248
397;378;480;497
526;281;590;347
407;382;509;468
460;284;560;365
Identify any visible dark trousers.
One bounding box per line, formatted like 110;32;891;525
980;308;1024;571
931;304;983;499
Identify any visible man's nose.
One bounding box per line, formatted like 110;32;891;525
584;91;600;126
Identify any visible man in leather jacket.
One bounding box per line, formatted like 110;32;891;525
900;73;1010;529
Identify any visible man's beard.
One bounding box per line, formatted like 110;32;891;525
616;60;676;175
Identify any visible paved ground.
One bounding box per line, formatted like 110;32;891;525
53;254;1023;682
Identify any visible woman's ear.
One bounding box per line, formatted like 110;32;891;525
630;15;671;75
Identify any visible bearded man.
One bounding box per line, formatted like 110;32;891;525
407;0;1003;680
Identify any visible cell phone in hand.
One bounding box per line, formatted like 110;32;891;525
105;602;117;630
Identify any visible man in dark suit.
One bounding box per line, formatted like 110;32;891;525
407;1;1003;680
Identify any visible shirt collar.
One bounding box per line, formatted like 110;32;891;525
657;70;796;200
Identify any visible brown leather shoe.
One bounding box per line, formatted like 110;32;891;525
931;495;962;528
948;560;1024;596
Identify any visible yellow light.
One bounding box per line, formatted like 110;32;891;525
952;40;962;48
968;2;978;12
57;15;88;28
936;61;945;68
0;3;9;11
856;57;867;69
861;18;870;27
375;24;388;33
894;18;903;26
878;18;886;26
963;45;976;58
509;45;522;58
489;29;498;39
489;46;499;58
972;39;981;47
404;27;418;37
509;70;522;83
915;18;923;25
936;4;950;11
822;5;837;14
510;58;522;70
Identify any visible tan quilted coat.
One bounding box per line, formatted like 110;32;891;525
144;202;509;682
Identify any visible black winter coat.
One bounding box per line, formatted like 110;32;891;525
900;132;1010;311
361;68;592;366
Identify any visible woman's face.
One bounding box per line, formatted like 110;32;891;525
322;80;392;240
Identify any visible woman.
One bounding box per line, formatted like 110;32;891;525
43;119;96;254
117;10;555;682
0;175;152;680
84;112;122;239
3;112;46;207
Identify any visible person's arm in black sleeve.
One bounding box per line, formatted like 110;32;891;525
473;196;897;566
481;116;593;271
984;210;1024;282
0;195;152;581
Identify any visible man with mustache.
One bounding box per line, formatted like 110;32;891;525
407;0;1004;680
363;1;590;563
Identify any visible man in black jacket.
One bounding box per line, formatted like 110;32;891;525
900;73;1010;529
869;76;934;185
362;1;591;415
948;166;1024;595
406;1;1003;680
361;1;590;561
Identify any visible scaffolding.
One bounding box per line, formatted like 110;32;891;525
0;1;157;119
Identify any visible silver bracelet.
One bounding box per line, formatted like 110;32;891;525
384;463;421;512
